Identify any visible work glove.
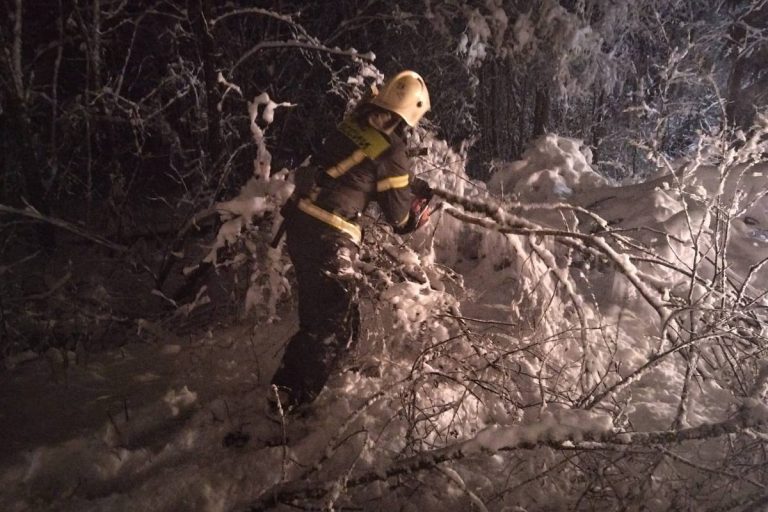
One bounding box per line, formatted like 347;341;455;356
411;177;433;200
394;195;431;235
409;177;434;230
393;177;434;234
410;196;431;229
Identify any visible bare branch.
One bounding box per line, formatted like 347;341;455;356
0;204;127;252
230;40;374;77
210;7;301;32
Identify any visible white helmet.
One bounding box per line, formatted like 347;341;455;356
369;70;431;127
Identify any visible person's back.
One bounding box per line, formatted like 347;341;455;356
312;113;412;231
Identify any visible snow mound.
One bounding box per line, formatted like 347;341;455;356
488;134;608;200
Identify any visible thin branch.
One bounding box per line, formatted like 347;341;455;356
230;40;373;77
210;7;302;32
438;194;669;320
0;204;127;252
245;415;767;511
658;447;766;490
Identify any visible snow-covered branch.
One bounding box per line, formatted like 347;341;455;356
246;412;768;511
210;7;300;30
231;40;374;76
434;186;669;320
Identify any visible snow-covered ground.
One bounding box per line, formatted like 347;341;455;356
2;134;767;511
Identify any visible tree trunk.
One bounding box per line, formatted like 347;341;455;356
725;52;745;129
532;85;550;138
590;91;605;166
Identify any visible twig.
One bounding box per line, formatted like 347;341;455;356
230;40;373;77
0;204;127;252
438;466;489;512
10;271;71;303
658;446;765;490
210;7;302;31
436;312;517;327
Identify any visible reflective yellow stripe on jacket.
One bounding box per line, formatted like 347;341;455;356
376;175;409;192
297;198;362;244
326;150;366;179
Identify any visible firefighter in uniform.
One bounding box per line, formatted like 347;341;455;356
269;70;433;414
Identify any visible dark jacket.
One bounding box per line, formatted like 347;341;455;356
311;118;414;232
272;118;413;407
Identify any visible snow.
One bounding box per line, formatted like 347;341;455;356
470;405;614;452
457;9;491;68
513;12;534;49
164;386;198;416
2;130;767;510
488;134;606;201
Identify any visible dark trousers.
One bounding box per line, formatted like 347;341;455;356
270;213;360;407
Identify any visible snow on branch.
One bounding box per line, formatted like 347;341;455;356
246;411;768;511
230;41;374;77
210;7;301;30
434;186;669;320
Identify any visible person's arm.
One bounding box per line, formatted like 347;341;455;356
394;178;432;234
376;148;431;234
375;157;412;231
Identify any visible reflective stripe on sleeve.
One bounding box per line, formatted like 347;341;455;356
376;175;410;192
297;199;362;244
326;150;366;179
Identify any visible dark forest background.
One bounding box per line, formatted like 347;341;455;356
1;0;766;357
